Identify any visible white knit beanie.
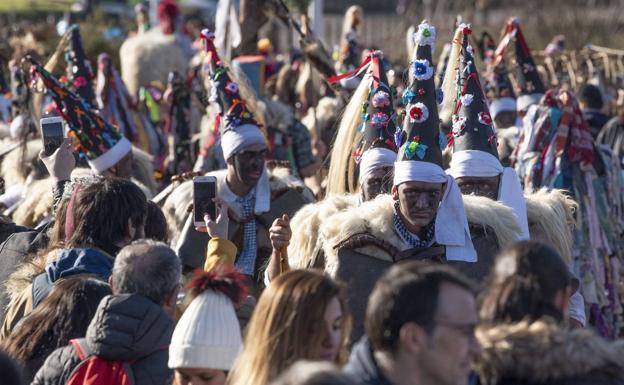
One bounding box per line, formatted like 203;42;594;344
168;290;242;370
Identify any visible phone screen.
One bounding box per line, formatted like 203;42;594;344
42;121;65;156
193;180;216;224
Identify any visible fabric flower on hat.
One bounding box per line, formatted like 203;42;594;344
460;93;474;107
452;115;467;137
402;89;416;105
413;59;434;81
371;111;390;127
394;127;406;148
478;111;493;126
404;138;428;160
408;102;429;123
415;22;436;47
372;90;391;108
225;81;239;94
439;131;448;150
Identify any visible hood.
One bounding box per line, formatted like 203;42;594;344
344;338;394;385
475;320;624;385
46;248;113;283
86;294;174;361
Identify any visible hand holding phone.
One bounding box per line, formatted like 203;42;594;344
39;138;76;182
193;175;217;228
40;116;65;157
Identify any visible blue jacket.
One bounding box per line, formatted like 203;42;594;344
32;248;113;308
344;338;395;385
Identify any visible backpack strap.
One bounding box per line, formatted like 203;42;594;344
69;338;93;361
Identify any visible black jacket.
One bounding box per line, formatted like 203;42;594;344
32;294;174;385
344;338;395;385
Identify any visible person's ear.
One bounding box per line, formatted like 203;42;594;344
391;185;399;200
399;322;427;356
555;286;572;316
108;276;114;291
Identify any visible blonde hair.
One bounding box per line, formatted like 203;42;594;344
325;71;373;195
439;26;466;124
227;270;351;385
342;5;363;35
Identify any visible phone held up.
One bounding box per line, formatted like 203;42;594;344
193;176;217;228
40;116;66;157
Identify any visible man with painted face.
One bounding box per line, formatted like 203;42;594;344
279;51;398;275
317;21;520;339
171;31;313;295
445;25;530;241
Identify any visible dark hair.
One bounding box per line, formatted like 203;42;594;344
112;240;181;305
479;241;572;324
2;277;111;372
366;262;475;353
145;201;169;243
0;350;23;385
580;84;603;110
67;178;147;255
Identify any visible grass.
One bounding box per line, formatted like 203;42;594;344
0;0;75;12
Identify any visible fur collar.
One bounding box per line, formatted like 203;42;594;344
288;193;359;269
320;194;521;275
475;320;624;385
4;248;60;306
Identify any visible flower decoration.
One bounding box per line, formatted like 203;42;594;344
372;90;391;108
415;22;436;47
439;131;448;150
404;138;428;160
413;59;434;81
402;89;416;105
460;93;474;107
225;81;239;94
436;88;444;105
394;127;406;148
408;103;429;123
371;112;390;127
452;115;467;137
488;134;497;146
73;76;87;89
478;111;493;126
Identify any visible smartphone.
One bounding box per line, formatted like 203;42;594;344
193;176;217;227
40;116;65;156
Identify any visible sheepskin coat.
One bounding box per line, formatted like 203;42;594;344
475;320;624;385
319;194;521;281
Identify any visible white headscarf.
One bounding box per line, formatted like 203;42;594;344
393;161;477;262
447;150;530;240
359;147;396;185
220;124;267;161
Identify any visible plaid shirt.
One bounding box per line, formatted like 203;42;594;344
234;192;257;276
393;203;435;248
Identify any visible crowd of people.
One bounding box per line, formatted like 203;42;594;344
0;1;623;384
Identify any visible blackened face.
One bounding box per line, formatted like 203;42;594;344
231;143;268;188
361;166;393;202
493;111;517;129
455;175;501;200
393;181;445;233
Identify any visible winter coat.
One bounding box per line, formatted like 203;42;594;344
32;293;174;385
474;320;624;385
343;338;395;385
1;248;113;338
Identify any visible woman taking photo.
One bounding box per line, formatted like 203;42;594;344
228;269;351;385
